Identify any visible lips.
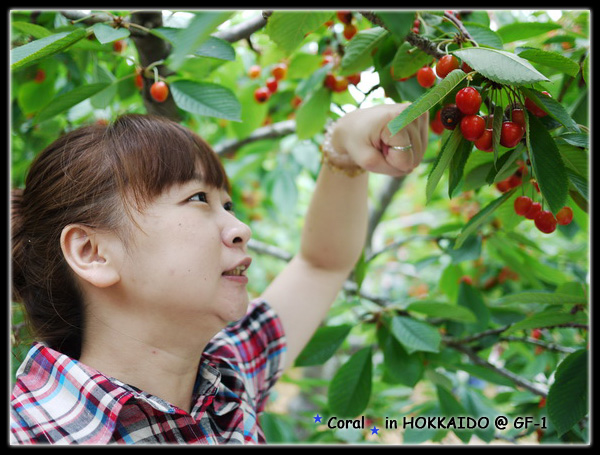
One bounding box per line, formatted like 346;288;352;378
222;257;252;276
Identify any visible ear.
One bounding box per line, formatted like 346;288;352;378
60;224;121;288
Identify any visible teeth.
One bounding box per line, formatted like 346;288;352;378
224;265;247;276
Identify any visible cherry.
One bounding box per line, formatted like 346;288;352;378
150;81;169;103
266;77;278;93
430;110;444;135
524;201;542;220
254;87;270;103
271;63;288;81
333;76;349;93
525;91;550;117
248;65;261;79
436;54;460;79
34;69;46;83
291;95;302;108
556;206;574;225
455;87;482;115
440;104;463;130
514;195;533;216
337;11;353;24
511;108;526;128
324;73;337;90
500;121;524;148
343;23;358;40
416;66;436;88
134;72;144;90
346;73;361;86
113;40;125;53
460;115;485;141
461;61;473;73
534;210;557;234
474;128;493;152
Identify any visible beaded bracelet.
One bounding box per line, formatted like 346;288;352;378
320;120;366;178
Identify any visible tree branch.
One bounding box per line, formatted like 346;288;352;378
213;11;270;43
213;119;296;157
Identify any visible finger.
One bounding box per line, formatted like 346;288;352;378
383;133;415;173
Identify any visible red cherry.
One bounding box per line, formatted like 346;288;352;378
460;115;485;141
343;23;357;40
524;201;542;220
514;196;533;216
271;63;288;81
500;121;524;148
416;66;436;88
461;61;473;73
333;76;349;92
346;73;361;86
150;81;169;103
34;69;46;83
496;179;512;193
337;11;353;24
556;206;574;225
430;110;444;135
254;87;270;103
324;73;337;90
266;77;278;93
248;65;261;79
134;72;143;90
525;91;550;117
113;40;125;53
436;54;460;79
511;108;526;128
455;87;482;115
534;210;557;234
474;128;493;152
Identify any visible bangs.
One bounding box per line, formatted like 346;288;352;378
105;114;231;210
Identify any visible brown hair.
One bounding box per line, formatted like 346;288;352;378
11;114;231;359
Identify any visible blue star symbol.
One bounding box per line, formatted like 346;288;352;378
370;425;379;435
314;414;322;423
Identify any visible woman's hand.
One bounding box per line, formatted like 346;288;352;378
330;103;429;177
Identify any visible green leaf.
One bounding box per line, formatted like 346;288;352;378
406;302;477;323
496;21;561;43
170;79;241;121
169;11;233;70
194;36;235;61
294;325;352;367
328;347;372;417
448;135;473;197
547;350;588;436
375;11;414;40
92;23;130;44
11;28;87;71
520;88;580;132
453;48;549;86
454;189;515;249
266;11;333;54
340;27;388;75
437;386;473;443
517;48;580;77
456;281;490;333
295;87;331;140
496;291;588;306
377;324;423;387
11;21;52;39
390;43;434;80
527;114;568;214
388;316;441;354
388;69;468;135
34;83;110;123
462;22;503;49
426;128;462;203
505;307;587;334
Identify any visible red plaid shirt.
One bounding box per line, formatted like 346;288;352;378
10;299;286;445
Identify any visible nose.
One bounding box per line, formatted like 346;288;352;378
223;215;252;248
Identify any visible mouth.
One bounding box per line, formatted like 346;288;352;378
222;257;252;277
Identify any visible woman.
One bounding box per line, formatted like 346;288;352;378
10;104;428;444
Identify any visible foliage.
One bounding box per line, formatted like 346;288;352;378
10;9;589;445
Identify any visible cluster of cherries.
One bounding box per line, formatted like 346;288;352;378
250;62;288;103
134;70;170;103
514;194;573;234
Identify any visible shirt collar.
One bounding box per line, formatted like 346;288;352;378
13;342;223;444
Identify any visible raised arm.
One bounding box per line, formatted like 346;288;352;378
261;103;429;370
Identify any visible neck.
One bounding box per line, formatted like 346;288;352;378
79;310;218;414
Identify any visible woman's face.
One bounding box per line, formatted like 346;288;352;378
116;174;253;330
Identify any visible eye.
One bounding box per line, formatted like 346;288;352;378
224;201;235;213
188;192;208;203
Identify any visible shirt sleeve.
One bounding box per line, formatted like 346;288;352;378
205;298;287;413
